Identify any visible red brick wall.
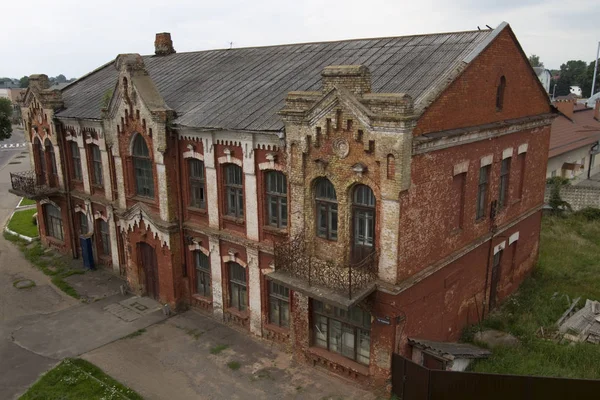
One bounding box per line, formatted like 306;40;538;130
413;29;552;136
384;211;541;355
398;126;550;280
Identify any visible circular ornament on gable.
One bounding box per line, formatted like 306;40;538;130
332;137;350;159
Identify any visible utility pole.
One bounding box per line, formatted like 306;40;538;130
591;41;600;98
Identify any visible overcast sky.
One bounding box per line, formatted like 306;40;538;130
2;0;598;79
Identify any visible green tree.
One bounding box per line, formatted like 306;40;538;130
555;60;588;96
0;98;13;140
528;54;544;68
582;59;600;97
55;74;67;83
19;76;29;88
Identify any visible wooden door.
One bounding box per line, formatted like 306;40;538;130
489;250;502;310
139;242;158;300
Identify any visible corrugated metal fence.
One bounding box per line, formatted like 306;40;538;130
392;353;600;400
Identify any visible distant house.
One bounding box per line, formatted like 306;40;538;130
533;67;551;93
547;99;600;182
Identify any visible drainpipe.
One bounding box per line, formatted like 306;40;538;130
58;121;78;259
481;200;498;321
588;143;599;179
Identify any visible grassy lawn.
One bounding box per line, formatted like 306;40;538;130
18;197;36;207
468;214;600;379
20;358;143;400
4;233;83;299
7;208;38;238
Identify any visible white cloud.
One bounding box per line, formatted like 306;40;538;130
2;0;598;78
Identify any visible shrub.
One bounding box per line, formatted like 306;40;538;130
575;207;600;221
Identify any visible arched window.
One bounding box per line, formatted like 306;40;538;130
44;204;63;241
265;171;287;229
352;185;375;262
97;219;111;256
225;164;243;218
132;134;154;198
315;179;338;240
71;142;82;180
45;139;57;184
188;159;206;209
194;251;211;297
34;138;46;184
91;144;103;186
496;76;506;111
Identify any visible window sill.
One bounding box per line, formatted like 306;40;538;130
187;206;208;215
225;307;249;319
264;322;290;335
262;225;288;236
307;347;370;375
46;236;65;246
222;215;245;225
192;294;212;305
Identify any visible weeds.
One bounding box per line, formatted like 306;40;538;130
210;344;229;355
227;361;241;371
123;329;146;339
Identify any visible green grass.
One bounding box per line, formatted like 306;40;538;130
20;358;143;400
210;344;229;355
18;197;36;207
123;329;146;339
227;361;241;371
3;238;84;300
7;208;38;238
468;215;600;379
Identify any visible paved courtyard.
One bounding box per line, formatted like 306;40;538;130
83;311;376;400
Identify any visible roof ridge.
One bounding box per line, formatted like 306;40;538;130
141;28;492;57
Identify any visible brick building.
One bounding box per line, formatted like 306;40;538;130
11;22;554;385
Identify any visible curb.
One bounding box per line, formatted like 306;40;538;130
3;209;39;243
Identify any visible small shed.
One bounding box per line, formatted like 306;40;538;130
408;338;491;371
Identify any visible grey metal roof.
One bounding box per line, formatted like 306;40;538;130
56;29;494;131
409;338;491;359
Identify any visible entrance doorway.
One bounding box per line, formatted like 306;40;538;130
138;242;159;300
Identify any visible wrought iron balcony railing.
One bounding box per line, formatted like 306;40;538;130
9;170;59;199
273;233;378;299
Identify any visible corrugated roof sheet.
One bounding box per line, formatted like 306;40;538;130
549;108;600;158
56;29;494;131
408;338;491;359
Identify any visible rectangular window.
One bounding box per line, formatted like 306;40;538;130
311;300;371;365
499;158;511;208
551;170;557;178
266;171;288;229
194;251;211;297
517;153;526;199
91;145;103;186
451;172;466;230
189;159;206;209
225;165;244;218
268;281;290;328
71;142;82;181
79;213;88;235
98;220;111;256
476;165;490;220
229;263;247;311
45;206;64;241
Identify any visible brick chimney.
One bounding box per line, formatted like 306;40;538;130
154;32;176;56
28;74;51;91
322;65;371;95
553;99;575;120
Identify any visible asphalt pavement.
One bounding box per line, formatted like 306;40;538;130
0;126;27;171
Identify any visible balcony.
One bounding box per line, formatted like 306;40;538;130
271;233;378;308
9;171;60;199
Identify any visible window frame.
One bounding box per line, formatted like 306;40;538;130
265;171;288;229
498;157;511;209
35;138;46;184
91;145;103;187
315;179;338;241
224;164;244;219
188;159;206;209
228;262;247;311
44;204;64;241
268;280;290;328
476;165;490;220
45;139;57;179
71;142;82;181
79;212;88;235
98;219;111;256
194;250;211;298
132;135;154;198
312;300;371;365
